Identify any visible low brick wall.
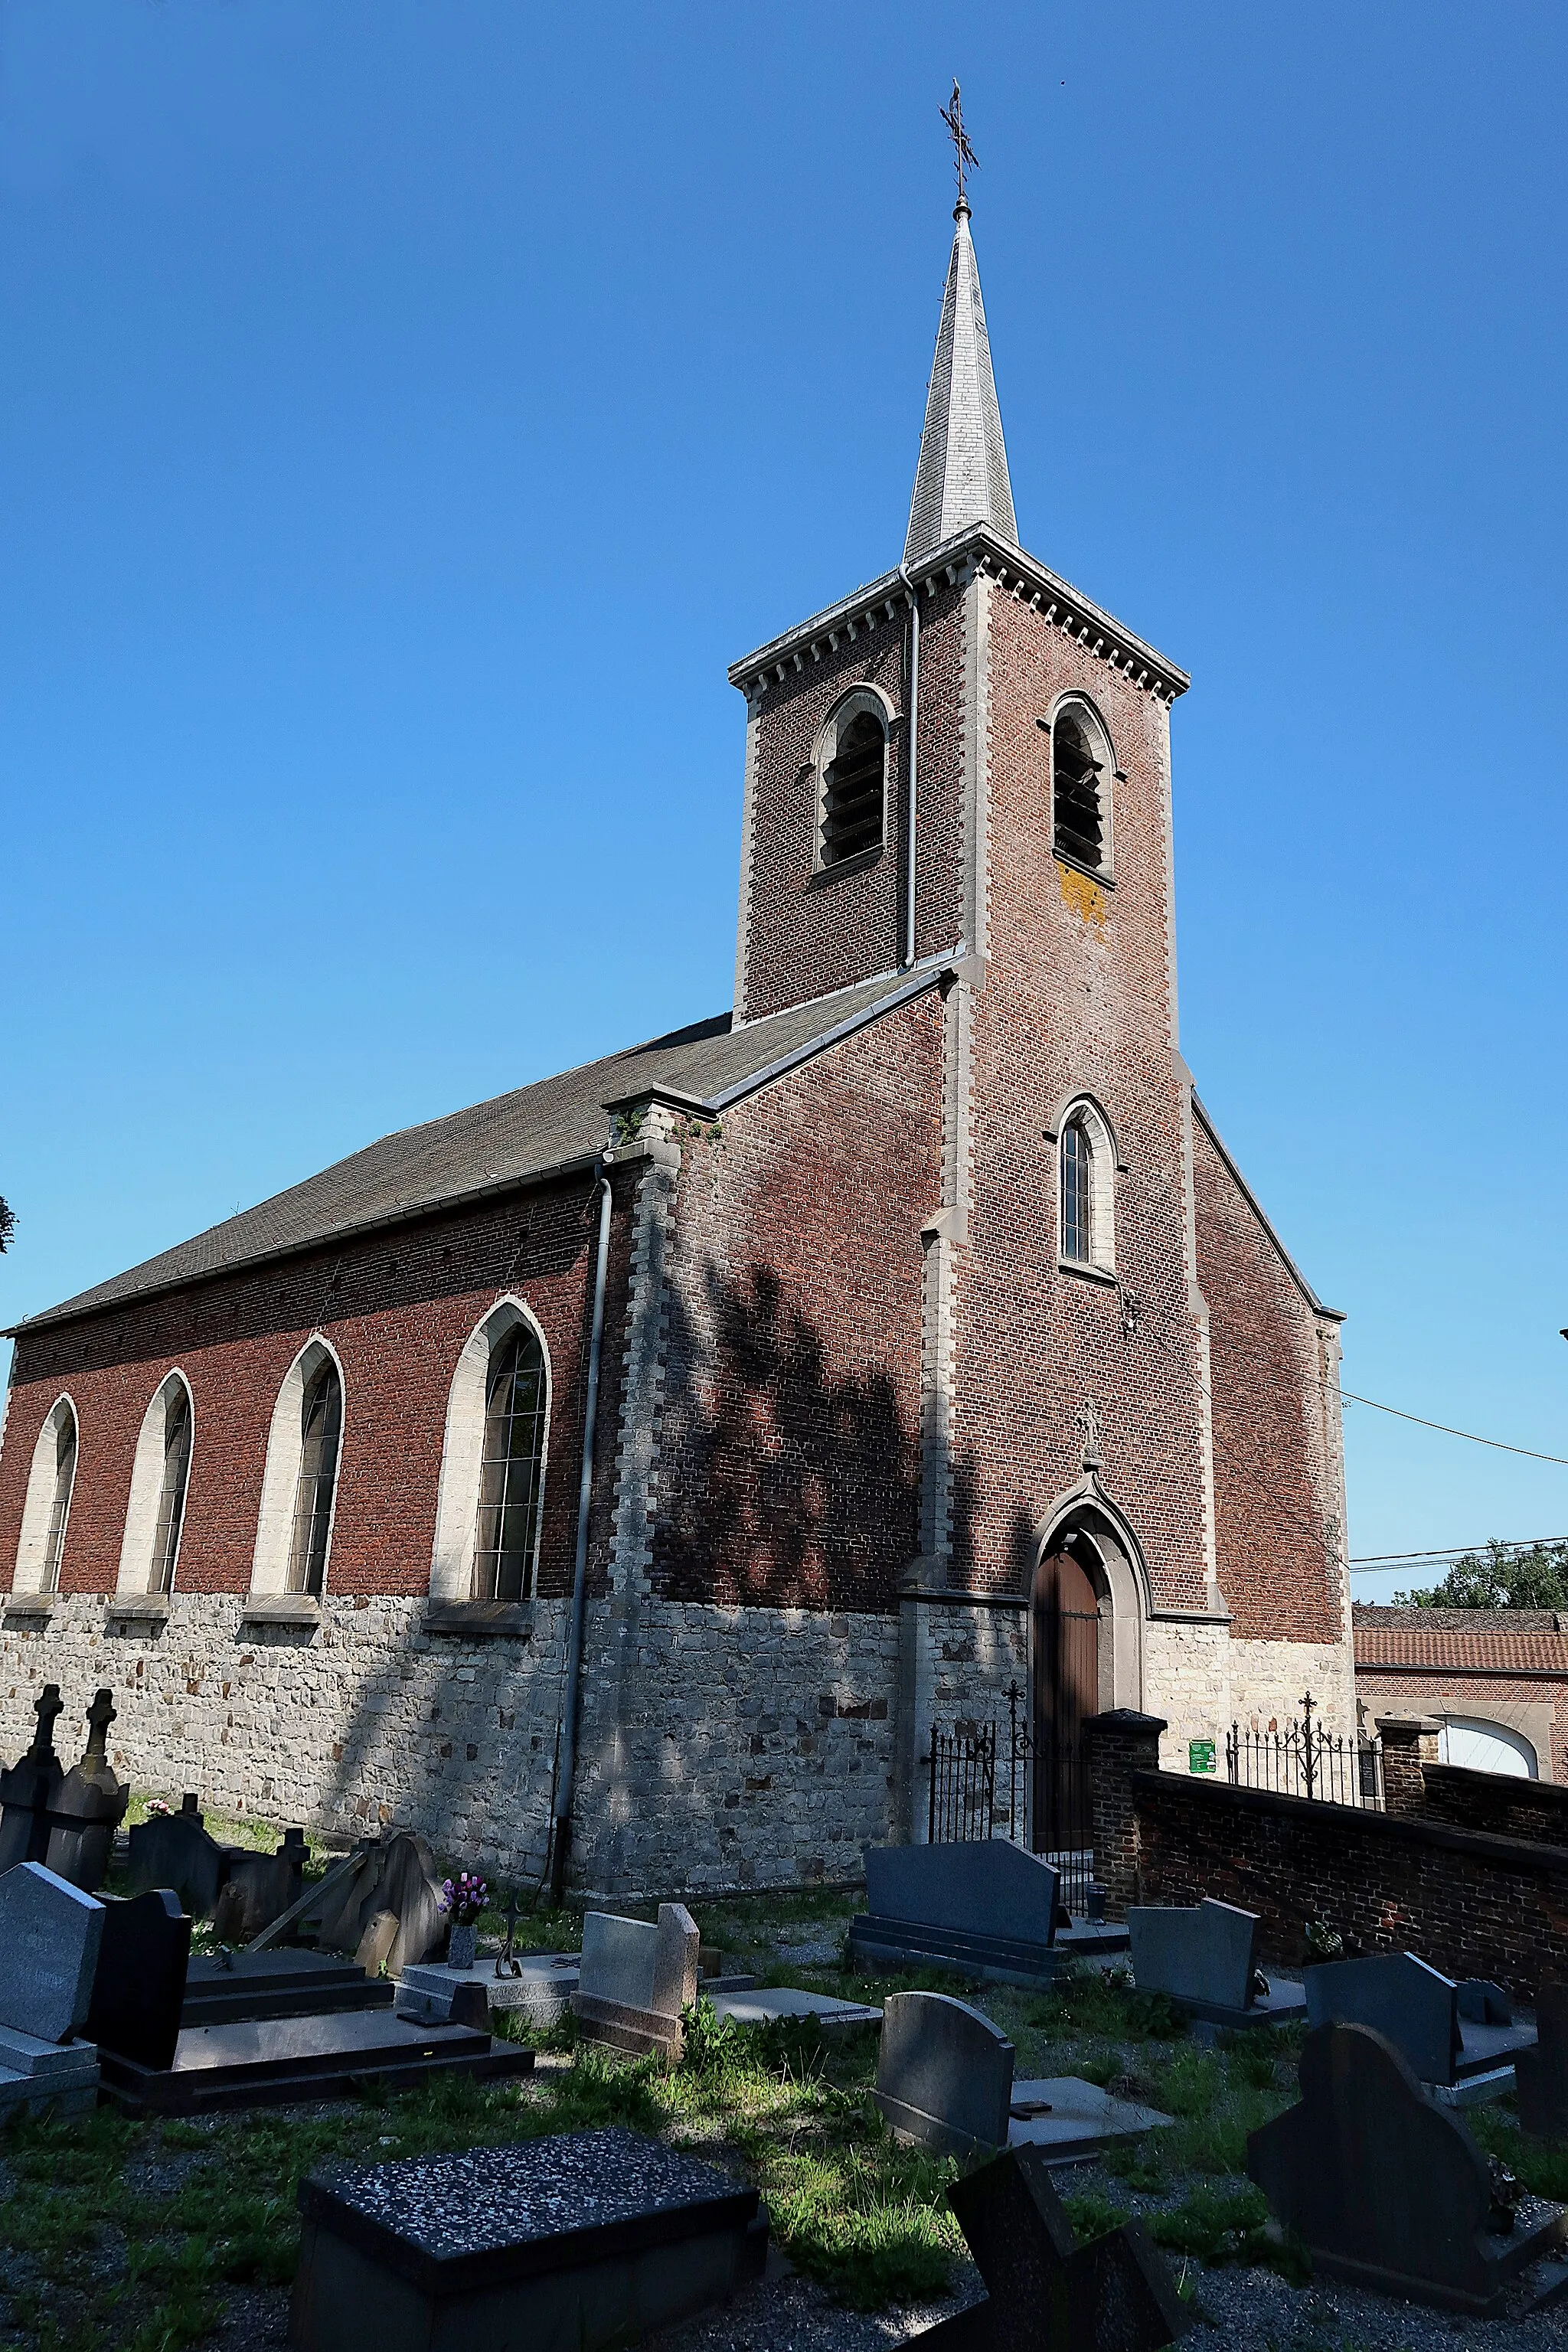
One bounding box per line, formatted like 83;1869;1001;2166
1418;1761;1568;1847
1130;1769;1568;1998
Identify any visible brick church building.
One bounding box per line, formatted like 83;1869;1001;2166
0;190;1352;1896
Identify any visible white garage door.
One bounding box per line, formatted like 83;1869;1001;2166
1438;1717;1537;1778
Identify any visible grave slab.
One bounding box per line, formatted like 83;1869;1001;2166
83;1890;191;2073
874;1991;1016;2157
1248;2020;1566;2314
0;1860;105;2043
1007;2077;1174;2164
0;2022;98;2118
397;1954;580;2029
911;2141;1191;2349
182;1949;394;2027
99;2005;534;2116
708;1988;882;2033
572;1904;700;2060
1129;1898;1260;2020
288;2125;767;2352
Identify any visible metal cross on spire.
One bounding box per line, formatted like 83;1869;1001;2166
940;80;978;211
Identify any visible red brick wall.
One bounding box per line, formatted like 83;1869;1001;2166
1132;1766;1568;1998
1418;1759;1568;1844
738;583;968;1022
652;990;945;1612
952;584;1210;1606
0;1173;631;1601
1192;1119;1341;1642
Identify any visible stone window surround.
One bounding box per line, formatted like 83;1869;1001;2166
12;1394;80;1597
810;683;898;879
250;1335;347;1600
116;1369;194;1599
1040;690;1121;884
1049;1093;1119;1279
429;1295;554;1607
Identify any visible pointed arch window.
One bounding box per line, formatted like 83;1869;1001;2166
149;1385;193;1595
287;1362;341;1596
473;1324;547;1602
818;697;888;869
1061;1118;1093;1265
1050;703;1113;876
1057;1098;1117;1276
40;1409;78;1594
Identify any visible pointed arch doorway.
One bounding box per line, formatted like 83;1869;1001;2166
1031;1539;1101;1894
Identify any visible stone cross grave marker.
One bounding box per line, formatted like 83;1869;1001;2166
874;1990;1015;2158
1128;1897;1259;2016
0;1687;67;1872
573;1903;700;2059
0;1861;105;2043
1303;1952;1460;2084
44;1689;129;1892
913;2141;1191;2349
1248;2020;1566;2314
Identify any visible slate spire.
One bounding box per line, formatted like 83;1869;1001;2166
904;196;1018;567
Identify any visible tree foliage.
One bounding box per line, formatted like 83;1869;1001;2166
0;1197;13;1254
1396;1538;1568;1611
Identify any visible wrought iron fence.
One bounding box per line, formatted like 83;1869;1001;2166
927;1684;1098;1918
1226;1691;1383;1810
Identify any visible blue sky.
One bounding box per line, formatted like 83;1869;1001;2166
3;2;1566;1600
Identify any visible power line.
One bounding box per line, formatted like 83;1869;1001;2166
1337;1388;1568;1468
1350;1537;1568;1577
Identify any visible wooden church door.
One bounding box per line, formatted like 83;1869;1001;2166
1031;1548;1099;1860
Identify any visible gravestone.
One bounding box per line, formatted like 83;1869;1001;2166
851;1840;1063;1985
0;1687;66;1870
128;1795;230;1918
289;2126;766;2352
708;1987;883;2034
1129;1897;1259;2017
912;2143;1191;2349
212;1828;308;1942
314;1833;445;1977
1517;1983;1568;2141
0;1860;105;2115
83;1890;192;2073
397;1952;581;2030
1304;1952;1461;2085
874;1991;1016;2157
1247;2020;1566;2313
97;2003;534;2117
1459;1979;1514;2026
571;1903;700;2059
44;1689;129;1892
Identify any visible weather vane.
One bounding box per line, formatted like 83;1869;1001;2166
940;80;978;208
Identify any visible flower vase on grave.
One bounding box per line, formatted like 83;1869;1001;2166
448;1922;477;1970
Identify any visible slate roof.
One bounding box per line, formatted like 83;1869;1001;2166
905;201;1017;567
11;964;949;1338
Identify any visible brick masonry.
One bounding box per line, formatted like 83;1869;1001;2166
1354;1603;1568;1784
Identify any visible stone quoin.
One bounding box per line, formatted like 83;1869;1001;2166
0;178;1351;1896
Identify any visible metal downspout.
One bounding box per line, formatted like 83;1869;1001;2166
549;1169;612;1905
899;563;920;969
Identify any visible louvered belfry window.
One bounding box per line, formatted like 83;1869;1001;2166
1052;710;1106;871
473;1325;547;1602
287;1362;341;1595
821;710;887;867
149;1386;192;1594
41;1411;77;1594
1061;1119;1093;1264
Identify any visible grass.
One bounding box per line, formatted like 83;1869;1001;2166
0;1914;1411;2348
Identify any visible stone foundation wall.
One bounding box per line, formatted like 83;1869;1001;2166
1227;1635;1357;1739
0;1594;907;1901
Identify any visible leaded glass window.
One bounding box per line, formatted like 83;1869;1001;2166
1061;1119;1093;1265
149;1386;192;1595
40;1411;77;1594
472;1325;547;1602
287;1363;341;1595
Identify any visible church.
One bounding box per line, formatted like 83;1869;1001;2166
0;181;1353;1898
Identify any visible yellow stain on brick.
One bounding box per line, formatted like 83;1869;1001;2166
1057;863;1106;926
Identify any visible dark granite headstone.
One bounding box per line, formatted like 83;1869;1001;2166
0;1687;66;1872
1247;2020;1566;2313
1517;1983;1568;2141
128;1795;231;1919
1459;1978;1514;2027
44;1690;129;1892
864;1841;1059;1945
83;1890;192;2073
913;2142;1190;2349
1129;1898;1259;2014
212;1828;308;1942
1304;1952;1461;2084
0;1860;104;2043
289;2125;766;2351
874;1991;1015;2157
